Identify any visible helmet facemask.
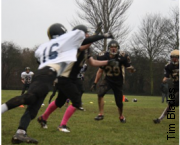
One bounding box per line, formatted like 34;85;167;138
109;46;119;55
108;40;120;56
170;55;179;65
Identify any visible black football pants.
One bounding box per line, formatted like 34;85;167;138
5;67;57;131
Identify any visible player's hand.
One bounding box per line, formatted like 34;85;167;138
127;66;136;73
103;32;114;39
90;83;97;91
107;59;119;66
94;22;102;35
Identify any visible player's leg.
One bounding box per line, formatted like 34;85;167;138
95;80;110;121
58;78;82;132
153;91;179;123
12;95;45;144
112;84;126;123
165;93;168;103
38;90;67;129
162;93;164;103
21;84;26;95
9;67;56;144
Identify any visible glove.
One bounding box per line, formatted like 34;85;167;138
127;66;136;73
90;83;97;91
103;32;114;39
107;59;119;67
94;22;102;35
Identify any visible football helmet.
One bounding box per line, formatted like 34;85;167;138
133;98;137;102
47;23;67;39
170;49;179;65
108;40;120;55
25;67;30;70
72;25;88;34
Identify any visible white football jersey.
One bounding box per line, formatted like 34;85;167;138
21;71;34;84
35;30;85;75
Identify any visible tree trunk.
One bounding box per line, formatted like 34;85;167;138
150;59;154;95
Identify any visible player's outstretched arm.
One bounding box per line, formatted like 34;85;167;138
88;57;118;67
79;44;91;51
81;32;114;46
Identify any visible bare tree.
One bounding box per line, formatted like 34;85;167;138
166;6;179;50
75;0;132;52
130;14;171;95
2;41;22;89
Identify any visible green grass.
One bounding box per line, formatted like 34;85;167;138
1;90;179;145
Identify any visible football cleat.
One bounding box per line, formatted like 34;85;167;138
94;114;104;121
37;116;48;129
120;116;126;123
11;133;38;144
153;118;161;124
57;125;70;133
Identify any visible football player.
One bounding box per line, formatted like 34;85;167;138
1;23;89;144
91;40;135;123
153;49;179;123
37;24;116;133
21;67;34;95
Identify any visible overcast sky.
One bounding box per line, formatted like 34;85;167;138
2;0;179;48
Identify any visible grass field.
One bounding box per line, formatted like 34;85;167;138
1;90;179;145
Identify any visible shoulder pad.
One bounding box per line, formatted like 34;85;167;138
98;51;105;56
119;51;126;57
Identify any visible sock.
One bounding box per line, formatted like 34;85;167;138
158;106;169;120
60;105;76;126
16;129;26;134
1;104;8;113
42;101;58;120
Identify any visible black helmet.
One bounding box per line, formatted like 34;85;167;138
72;25;88;33
133;98;137;102
108;40;120;55
47;23;67;39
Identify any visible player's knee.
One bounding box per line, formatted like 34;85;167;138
30;112;38;120
6;96;26;109
72;101;82;109
23;93;36;105
116;102;123;108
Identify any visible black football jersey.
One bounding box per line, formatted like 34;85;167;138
97;51;131;85
61;49;90;79
164;62;179;89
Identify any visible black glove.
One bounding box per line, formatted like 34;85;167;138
107;59;119;66
103;32;114;39
90;83;97;91
94;22;102;35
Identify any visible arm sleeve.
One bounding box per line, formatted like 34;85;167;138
81;35;104;45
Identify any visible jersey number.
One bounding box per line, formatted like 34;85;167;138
43;43;59;63
106;66;120;76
